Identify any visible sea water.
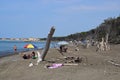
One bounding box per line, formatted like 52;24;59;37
0;40;57;57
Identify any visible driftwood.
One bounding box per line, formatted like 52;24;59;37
108;60;120;67
41;27;55;61
96;35;110;52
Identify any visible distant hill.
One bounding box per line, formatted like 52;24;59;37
43;16;120;44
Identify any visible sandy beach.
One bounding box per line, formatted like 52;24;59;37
0;44;120;80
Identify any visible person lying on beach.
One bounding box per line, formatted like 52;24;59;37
45;63;78;69
23;54;29;59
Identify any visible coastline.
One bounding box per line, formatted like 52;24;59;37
0;48;44;58
0;49;28;58
0;40;57;57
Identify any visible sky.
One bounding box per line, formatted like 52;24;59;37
0;0;120;38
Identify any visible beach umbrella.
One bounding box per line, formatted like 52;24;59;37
57;41;69;46
24;44;37;49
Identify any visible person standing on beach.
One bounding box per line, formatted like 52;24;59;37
13;45;17;52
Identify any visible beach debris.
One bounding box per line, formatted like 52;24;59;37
47;60;56;63
86;39;91;48
29;62;33;67
64;56;82;63
63;63;78;66
47;56;83;64
108;60;120;67
75;47;79;51
96;35;110;52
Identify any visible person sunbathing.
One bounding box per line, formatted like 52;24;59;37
23;54;29;59
31;51;37;59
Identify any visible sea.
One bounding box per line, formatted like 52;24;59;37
0;40;57;57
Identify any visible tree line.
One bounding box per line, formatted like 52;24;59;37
41;16;120;44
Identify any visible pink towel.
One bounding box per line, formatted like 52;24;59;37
48;63;63;69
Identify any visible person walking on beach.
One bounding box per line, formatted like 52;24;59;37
13;45;17;52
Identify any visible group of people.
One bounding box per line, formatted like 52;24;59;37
22;51;37;59
13;45;38;59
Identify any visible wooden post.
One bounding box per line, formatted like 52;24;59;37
41;27;55;61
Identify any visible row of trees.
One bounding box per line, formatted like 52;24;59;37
42;16;120;44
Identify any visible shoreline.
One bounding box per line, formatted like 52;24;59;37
0;50;27;58
0;47;44;58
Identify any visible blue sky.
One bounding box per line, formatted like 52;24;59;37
0;0;120;38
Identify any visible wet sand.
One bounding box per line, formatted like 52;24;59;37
0;44;120;80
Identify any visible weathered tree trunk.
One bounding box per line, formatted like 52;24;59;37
105;33;110;50
105;33;109;43
41;27;55;61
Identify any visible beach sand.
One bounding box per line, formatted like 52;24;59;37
0;44;120;80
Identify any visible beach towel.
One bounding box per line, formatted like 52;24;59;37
36;51;42;65
46;63;63;69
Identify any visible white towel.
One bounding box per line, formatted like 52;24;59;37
36;51;42;65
